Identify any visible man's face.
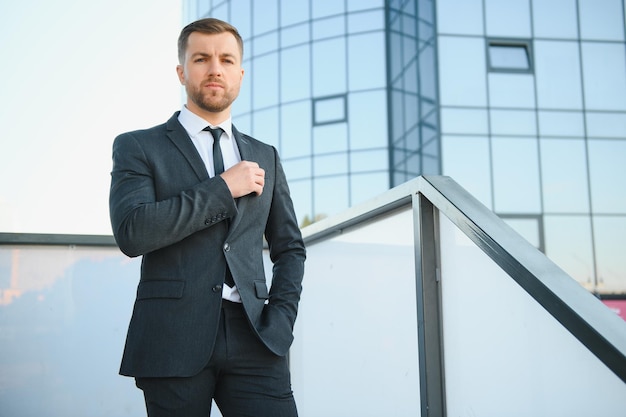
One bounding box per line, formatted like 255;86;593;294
176;31;244;121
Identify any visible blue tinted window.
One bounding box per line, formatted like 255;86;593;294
281;0;309;26
313;123;348;154
281;101;311;159
313;16;345;40
490;110;536;136
436;0;484;35
588;139;626;213
532;0;578;39
253;0;278;35
538;111;585;137
581;43;626;111
441;135;493;209
593;216;626;291
579;0;625;41
349;90;388;150
252;52;279;108
492;137;541;213
586;112;626;138
348;32;386;90
485;0;531;37
312;38;347;97
488;74;535;108
544;215;595;285
535;41;583;109
438;36;487;106
281;45;310;102
540;138;590;213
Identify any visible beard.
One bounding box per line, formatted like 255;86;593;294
186;81;238;113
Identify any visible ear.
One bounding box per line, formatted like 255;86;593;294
176;64;185;85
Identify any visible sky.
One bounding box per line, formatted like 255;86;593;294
0;0;183;235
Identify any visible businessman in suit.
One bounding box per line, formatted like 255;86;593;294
109;18;305;417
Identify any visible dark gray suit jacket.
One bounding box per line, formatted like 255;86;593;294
109;112;306;378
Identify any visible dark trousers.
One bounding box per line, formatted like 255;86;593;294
136;301;298;417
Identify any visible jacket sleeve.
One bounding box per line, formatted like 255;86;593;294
109;131;237;257
262;147;306;343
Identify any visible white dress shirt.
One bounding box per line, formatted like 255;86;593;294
178;106;242;302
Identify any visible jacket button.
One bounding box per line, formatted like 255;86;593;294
204;218;210;225
223;243;230;252
212;284;222;292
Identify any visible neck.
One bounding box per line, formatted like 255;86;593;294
186;102;230;126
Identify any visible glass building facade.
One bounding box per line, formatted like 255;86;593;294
183;0;626;296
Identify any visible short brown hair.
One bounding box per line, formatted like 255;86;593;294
177;18;244;64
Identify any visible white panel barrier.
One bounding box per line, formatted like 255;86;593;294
290;207;421;417
438;214;626;416
0;245;144;416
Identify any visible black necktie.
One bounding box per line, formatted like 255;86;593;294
202;126;235;288
204;126;225;175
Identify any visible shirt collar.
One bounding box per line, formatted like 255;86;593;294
178;106;233;139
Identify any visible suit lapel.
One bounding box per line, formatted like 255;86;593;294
165;112;209;180
228;125;255;232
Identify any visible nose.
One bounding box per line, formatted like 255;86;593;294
207;58;222;76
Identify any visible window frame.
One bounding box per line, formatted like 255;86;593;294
486;38;534;74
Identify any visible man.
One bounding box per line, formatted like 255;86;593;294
109;18;305;417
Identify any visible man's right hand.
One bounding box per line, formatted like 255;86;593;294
220;161;265;198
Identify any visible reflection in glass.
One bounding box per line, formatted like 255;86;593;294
314;175;349;218
540;138;590;213
253;0;278;35
441;135;493;209
492;137;541;213
313;15;345;40
438;36;487;106
485;0;531;37
440;108;488;135
586;112;626;138
532;0;578;39
350;149;389;173
488;73;536;108
312;0;344;19
578;0;625;41
282;157;311;181
544;215;595;288
588;139;626;213
280;24;310;48
490;110;536;136
349;90;387;150
312;38;347;97
313;123;348;154
538;111;584;137
348;10;384;34
252;107;279;148
280;101;311;159
348;32;386;90
350;172;389;206
0;246;142;415
252;53;279;109
593;215;626;292
534;41;583;109
280;0;309;26
581;42;626;111
436;0;484;35
281;45;311;103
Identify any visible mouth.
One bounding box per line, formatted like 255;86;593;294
205;81;224;89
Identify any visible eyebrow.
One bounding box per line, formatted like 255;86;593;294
190;52;239;61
